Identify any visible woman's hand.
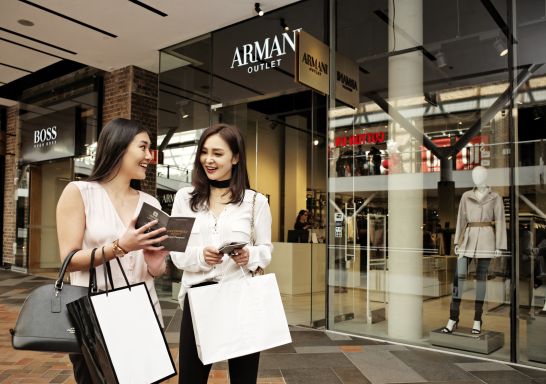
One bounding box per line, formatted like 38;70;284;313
144;249;169;277
231;247;250;267
203;246;222;265
118;217;168;253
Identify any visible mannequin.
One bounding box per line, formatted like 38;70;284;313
442;166;507;335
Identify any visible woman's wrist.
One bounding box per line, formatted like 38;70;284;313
147;261;166;278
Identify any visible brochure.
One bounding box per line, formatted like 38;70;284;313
136;202;195;252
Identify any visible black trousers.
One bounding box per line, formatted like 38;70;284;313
69;354;92;384
179;283;260;384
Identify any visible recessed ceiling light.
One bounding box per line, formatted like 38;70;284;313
18;19;34;27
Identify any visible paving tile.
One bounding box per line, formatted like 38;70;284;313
344;346;425;384
456;362;515;372
332;366;371;384
260;353;354;370
391;350;476;382
294;346;341;354
281;368;342;384
258;368;283;378
469;370;535;384
513;366;546;378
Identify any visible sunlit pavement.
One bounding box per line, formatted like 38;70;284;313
2;269;546;384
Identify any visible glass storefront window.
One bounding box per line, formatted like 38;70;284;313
159;0;328;325
158;0;546;368
328;0;513;360
15;74;100;273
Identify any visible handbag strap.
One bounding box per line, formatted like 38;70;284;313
54;249;81;290
250;191;257;245
249;191;265;277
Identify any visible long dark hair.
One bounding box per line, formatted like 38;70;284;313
295;210;308;227
88;118;150;183
190;123;250;212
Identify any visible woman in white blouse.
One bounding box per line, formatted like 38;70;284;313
171;123;272;384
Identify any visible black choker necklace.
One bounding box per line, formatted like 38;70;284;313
209;178;231;188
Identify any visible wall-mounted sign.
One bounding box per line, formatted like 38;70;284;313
335;53;359;108
421;135;489;172
295;30;329;95
335;132;386;148
21;107;78;164
230;29;301;75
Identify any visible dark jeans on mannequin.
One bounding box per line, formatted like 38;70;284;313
179;282;260;384
450;256;491;322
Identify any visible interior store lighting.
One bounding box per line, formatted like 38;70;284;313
435;51;448;68
280;18;289;31
255;3;264;16
493;37;508;57
313;139;319;146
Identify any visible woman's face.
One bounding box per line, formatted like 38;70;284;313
300;212;308;222
120;132;152;180
200;133;238;182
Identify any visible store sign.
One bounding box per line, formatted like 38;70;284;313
21;107;77;163
296;30;329;95
230;29;301;74
421;135;489;172
335;53;359;108
335;132;386;148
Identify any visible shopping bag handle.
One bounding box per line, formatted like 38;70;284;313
87;248;99;295
115;256;131;289
54;248;81;291
100;246;115;295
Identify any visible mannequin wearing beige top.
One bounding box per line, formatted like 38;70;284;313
442;166;507;335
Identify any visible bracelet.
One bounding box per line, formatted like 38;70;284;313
112;239;128;257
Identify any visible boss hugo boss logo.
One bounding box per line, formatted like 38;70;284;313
33;125;57;148
230;29;301;74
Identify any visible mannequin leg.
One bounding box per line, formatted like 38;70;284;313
442;257;469;333
449;257;470;321
473;258;492;322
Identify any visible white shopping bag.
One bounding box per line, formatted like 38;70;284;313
187;273;292;365
89;283;176;383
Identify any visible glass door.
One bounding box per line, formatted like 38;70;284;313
27;159;72;273
212;90;327;327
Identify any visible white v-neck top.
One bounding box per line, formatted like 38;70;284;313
171;187;273;306
68;181;163;324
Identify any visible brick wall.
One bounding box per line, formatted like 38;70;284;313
3;105;19;265
103;66;158;196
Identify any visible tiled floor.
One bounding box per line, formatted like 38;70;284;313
2;269;546;383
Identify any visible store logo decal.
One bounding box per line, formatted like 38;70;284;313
33;126;57;148
231;29;301;74
301;53;328;77
337;71;357;92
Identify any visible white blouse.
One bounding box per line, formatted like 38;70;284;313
170;187;273;305
68;181;163;325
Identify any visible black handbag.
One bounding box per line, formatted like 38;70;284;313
10;249;92;353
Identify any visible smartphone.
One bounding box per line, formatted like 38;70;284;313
218;241;247;255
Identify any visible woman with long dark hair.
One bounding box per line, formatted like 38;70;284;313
171;123;272;384
294;209;311;230
56;118;169;383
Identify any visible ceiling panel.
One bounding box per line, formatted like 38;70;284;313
0;0;299;88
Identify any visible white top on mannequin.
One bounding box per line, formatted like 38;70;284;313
455;165;501;257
